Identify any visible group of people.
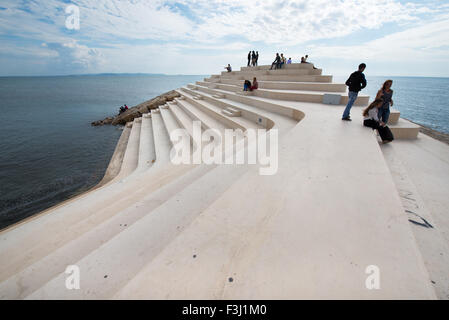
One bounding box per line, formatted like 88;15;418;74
270;53;287;70
342;63;395;143
301;55;317;69
270;54;314;70
247;51;259;67
243;77;258;92
118;104;128;114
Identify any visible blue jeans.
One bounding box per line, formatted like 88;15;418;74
378;108;390;124
342;91;358;119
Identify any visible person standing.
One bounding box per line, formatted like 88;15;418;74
255;51;259;66
376;80;394;124
342;63;367;121
251;51;257;67
247;51;251;67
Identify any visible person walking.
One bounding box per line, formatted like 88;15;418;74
342;63;367;121
376;80;394;124
247;51;251;67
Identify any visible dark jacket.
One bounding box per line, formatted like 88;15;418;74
346;71;366;92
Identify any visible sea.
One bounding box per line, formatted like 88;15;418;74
0;74;448;229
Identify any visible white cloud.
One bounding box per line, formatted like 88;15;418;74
0;0;449;75
307;15;449;76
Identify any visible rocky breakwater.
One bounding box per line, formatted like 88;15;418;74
91;90;181;126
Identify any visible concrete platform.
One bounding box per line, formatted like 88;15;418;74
0;62;445;300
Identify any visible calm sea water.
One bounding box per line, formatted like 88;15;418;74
0;74;204;229
0;74;448;229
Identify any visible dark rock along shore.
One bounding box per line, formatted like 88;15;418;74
91;90;181;126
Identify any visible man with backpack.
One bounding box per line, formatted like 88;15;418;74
342;63;367;121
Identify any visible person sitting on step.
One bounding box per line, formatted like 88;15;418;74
250;77;258;91
363;99;383;130
225;64;232;72
287;57;292;64
363;99;394;143
270;53;281;70
243;80;252;91
303;54;318;69
279;53;286;68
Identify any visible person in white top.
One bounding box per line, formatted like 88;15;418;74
363;99;382;127
363;99;394;143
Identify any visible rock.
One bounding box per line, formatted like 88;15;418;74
92;90;181;126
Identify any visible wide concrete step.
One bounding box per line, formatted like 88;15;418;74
182;85;266;131
98;124;132;187
388;118;420;139
137;115;156;169
221;68;322;77
222;107;241;117
26;162;252;299
167;101;198;138
388;109;400;125
181;87;265;130
151;110;171;164
111;114;434;299
118;118;141;178
198;83;369;106
185;85;303;123
240;63;314;71
0;163;213;299
175;95;228;132
207;79;346;92
212;74;333;83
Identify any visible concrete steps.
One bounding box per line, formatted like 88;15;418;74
0;62;436;300
175;95;228;132
389;118;420;139
197;82;369;106
181;88;265;130
212;74;333;83
151;110;171;165
388;109;400;125
117;118;141;178
240;63;314;71
222;107;241;117
221;68;322;77
137;115;156;169
206;79;347;92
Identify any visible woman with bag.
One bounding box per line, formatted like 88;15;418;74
363;99;394;143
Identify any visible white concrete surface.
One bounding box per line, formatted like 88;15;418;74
1;63;445;300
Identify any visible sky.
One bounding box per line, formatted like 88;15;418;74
0;0;449;77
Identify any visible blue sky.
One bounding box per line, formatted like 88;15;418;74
0;0;449;77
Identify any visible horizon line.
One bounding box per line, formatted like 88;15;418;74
1;72;449;79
